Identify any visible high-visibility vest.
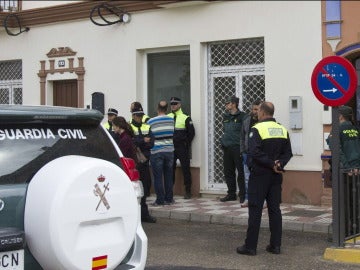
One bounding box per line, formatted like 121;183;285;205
168;108;188;131
253;121;288;140
131;122;150;136
103;122;111;131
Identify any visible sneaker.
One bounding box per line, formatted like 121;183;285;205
184;192;192;199
241;199;248;208
220;194;237;202
151;201;164;207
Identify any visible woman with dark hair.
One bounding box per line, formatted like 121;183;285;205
112;116;136;161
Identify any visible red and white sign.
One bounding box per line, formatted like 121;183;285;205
311;56;357;106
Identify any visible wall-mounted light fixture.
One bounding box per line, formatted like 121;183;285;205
3;13;30;36
90;3;131;26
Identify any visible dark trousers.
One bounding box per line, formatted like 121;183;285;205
245;172;282;250
173;143;192;193
137;161;152;217
223;145;245;198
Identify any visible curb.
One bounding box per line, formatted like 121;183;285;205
149;208;332;234
324;247;360;265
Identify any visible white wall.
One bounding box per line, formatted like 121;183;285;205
0;1;322;179
22;1;82;10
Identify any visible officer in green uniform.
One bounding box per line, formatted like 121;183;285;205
338;106;360;172
326;106;360;235
237;101;293;256
220;96;246;203
168;97;195;199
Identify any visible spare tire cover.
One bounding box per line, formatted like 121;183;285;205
24;155;138;270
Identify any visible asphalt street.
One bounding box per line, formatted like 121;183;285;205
143;218;359;270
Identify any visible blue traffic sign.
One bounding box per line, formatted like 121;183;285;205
311;56;357;106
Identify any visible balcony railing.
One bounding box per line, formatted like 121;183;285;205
0;0;18;12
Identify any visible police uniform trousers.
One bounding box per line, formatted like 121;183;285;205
223;145;245;199
137;161;152;217
245;171;282;250
173;142;192;194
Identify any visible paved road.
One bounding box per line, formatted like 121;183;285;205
143;218;359;270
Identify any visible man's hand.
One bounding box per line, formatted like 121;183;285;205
273;160;284;174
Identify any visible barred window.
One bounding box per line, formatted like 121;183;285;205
0;0;18;12
0;60;23;104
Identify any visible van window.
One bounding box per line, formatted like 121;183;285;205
0;124;120;184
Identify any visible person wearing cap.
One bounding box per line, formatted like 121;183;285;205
130;104;157;223
130;101;150;123
103;108;119;141
167;97;195;199
220;96;246;203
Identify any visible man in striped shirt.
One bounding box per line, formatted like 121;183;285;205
147;100;175;206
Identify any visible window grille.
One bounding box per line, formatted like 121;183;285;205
0;0;18;12
207;38;265;188
0;60;23;104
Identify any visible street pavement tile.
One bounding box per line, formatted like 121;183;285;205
205;209;232;215
172;207;199;212
147;195;332;230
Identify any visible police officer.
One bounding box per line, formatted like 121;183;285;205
220;96;246;203
168;97;195;199
130;101;150;123
103;108;119;141
130;104;156;223
237;101;293;256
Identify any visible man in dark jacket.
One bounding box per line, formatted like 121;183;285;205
220;96;246;203
130;104;156;223
237;101;292;256
168;97;195;199
240;100;261;207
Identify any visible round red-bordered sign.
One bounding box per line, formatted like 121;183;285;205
311;56;357;106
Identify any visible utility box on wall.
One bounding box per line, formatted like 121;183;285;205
92;92;104;115
289;96;302;130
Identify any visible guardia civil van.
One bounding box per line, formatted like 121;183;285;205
0;105;147;270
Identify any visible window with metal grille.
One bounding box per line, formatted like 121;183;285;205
0;60;23;104
207;38;265;188
0;0;18;12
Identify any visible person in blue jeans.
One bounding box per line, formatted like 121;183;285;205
147;100;175;206
240;100;261;207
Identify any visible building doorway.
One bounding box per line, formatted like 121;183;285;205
53;80;78;107
206;38;265;192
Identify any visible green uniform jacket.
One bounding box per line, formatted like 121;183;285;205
339;121;360;169
220;110;246;147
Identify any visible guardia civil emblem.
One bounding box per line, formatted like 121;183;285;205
93;174;110;212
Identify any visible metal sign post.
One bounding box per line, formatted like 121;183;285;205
330;107;341;246
311;56;357;247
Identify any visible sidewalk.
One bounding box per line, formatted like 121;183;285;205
147;195;333;234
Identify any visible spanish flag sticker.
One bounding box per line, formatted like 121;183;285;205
92;255;108;270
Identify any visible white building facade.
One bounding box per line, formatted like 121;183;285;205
0;1;325;204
